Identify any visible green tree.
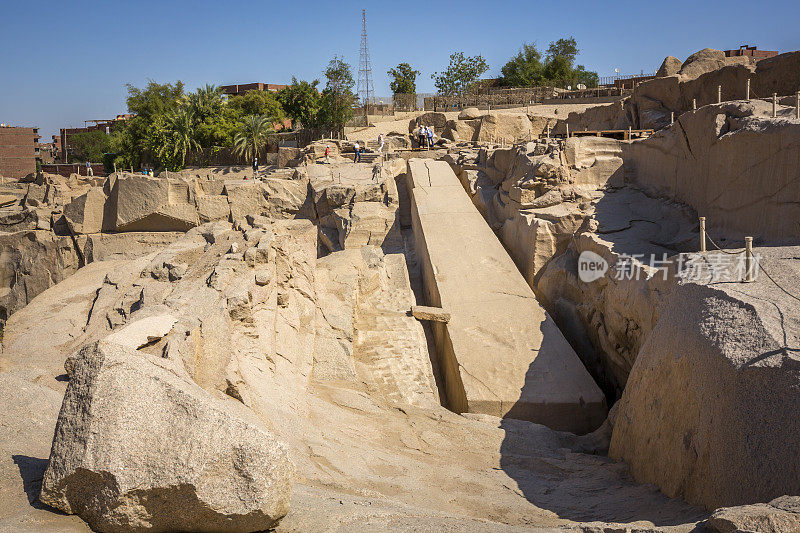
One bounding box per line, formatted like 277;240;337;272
68;130;112;163
499;43;544;87
543;55;573;81
277;77;320;129
541;37;598;86
118;80;185;169
546;37;579;65
233;115;273;163
194;105;243;152
573;65;599;88
158;108;200;170
187;84;225;121
143;114;174;169
228;90;284;124
317;56;357;132
387;62;420;94
127;80;184;119
431;52;489;96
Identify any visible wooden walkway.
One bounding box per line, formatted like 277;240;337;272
544;128;655;141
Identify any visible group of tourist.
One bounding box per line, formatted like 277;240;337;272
416;125;436;149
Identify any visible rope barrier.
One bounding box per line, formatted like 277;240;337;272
752;255;800;303
705;229;800;302
705;234;744;255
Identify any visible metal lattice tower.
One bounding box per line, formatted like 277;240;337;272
357;9;374;107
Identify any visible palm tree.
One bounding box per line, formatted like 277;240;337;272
188;84;225;120
234;115;273;163
160;108;200;168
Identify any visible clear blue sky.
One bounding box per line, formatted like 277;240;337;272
2;0;799;139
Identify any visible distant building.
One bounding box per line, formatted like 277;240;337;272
51;135;61;160
724;45;779;59
59;114;130;163
37;141;57;165
0;125;41;179
221;82;288;97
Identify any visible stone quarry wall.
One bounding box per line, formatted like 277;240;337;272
624;100;800;241
563;49;800;134
445;132;800;510
630;49;800;130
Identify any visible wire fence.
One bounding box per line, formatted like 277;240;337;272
348;75;655;119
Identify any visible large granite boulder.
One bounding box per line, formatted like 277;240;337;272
707;496;800;533
40;340;295;532
610;280;800;510
115;176;199;232
409;112;448;133
63;186;113;233
458;107;483;120
656;55;683;78
442;119;480;142
678;48;729;80
476;113;533;143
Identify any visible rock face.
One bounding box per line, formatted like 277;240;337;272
115;175;199;232
0;230;83;328
624;100;800;241
631;49;799;129
41;340;295;532
458;107;483;120
333;201;401;250
655;56;682;77
564;49;799;131
476;112;533;143
610;278;800;510
565;100;631;132
706;496;800;533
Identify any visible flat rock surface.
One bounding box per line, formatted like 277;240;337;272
407;159;606;434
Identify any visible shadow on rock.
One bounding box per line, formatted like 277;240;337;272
498;359;708;527
11;454;63;513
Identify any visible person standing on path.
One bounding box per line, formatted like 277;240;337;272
354;141;361;163
417;125;426;150
251;157;258;180
426;126;434;149
325;145;330;163
377;133;384;154
86;161;93;177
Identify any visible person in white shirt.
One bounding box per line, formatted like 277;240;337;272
354;142;361;163
377;133;384;153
